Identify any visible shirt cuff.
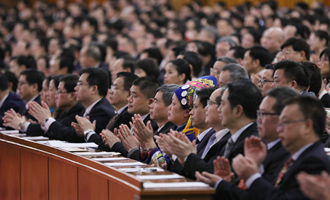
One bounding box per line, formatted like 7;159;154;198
319;90;327;100
245;173;261;188
21;122;30;132
214;178;223;189
258;164;265;174
86;131;96;141
44;117;56;131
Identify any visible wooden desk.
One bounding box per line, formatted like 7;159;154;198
0;132;215;200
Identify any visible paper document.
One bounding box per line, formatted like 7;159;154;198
47;140;98;148
137;174;182;180
75;152;120;156
92;157;129;161
104;162;146;167
119;167;164;173
0;130;19;134
22;136;49;141
325;148;330;152
143;182;210;188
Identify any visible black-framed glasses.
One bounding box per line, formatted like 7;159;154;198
258;79;273;86
207;100;218;107
257;110;280;119
276;119;306;130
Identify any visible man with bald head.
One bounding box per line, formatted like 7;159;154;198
261;27;285;61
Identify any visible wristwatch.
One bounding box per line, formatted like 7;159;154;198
83;129;94;138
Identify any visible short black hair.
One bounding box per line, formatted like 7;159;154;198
104;38;118;51
141;47;163;66
0;72;9;91
121;57;136;73
83;17;98;32
117;72;139;92
313;30;329;46
132;76;160;99
226;80;262;119
196;87;217;108
169;59;192;83
135;58;159;79
266;87;300;113
179;51;202;77
11;55;36;69
51;75;63;90
80;68;109;97
247;46;271;67
37;55;49;69
196;41;216;58
58;56;74;74
4;70;18;92
281;37;310;60
20;69;45;92
320;47;330;69
229;46;246;59
60;74;79;93
285;96;326;138
302;62;322;95
274;60;310;90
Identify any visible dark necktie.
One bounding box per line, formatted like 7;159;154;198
106;113;119;130
223;138;234;159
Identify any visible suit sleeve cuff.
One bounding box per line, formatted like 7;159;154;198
86;132;96;141
21;122;30;132
245;173;261;188
127;148;139;158
214;178;223;188
259;164;265;174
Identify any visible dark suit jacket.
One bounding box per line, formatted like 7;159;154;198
214;141;290;200
26;103;85;136
0;92;25;127
181;130;231;179
23;95;41;122
156;121;177;136
88;106;134;151
248;141;330;200
321;93;330;108
111;114;158;160
48;98;115;143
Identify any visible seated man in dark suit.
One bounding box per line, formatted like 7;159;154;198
231;96;330;200
196;87;299;200
17;69;45;121
0;73;25;127
101;77;159;160
168;87;231;178
18;75;84;137
25;68;115;143
74;72;139;150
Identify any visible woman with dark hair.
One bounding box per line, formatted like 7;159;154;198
134;58;159;79
318;48;330;78
164;59;191;85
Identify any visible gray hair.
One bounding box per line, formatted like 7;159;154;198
200;27;219;39
217;36;238;47
86;45;102;62
222;63;249;82
156;84;180;106
217;56;239;64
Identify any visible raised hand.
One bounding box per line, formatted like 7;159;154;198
297;171;330;200
154;133;172;157
27;101;51;123
75;115;96;132
232;154;258;181
101;128;120;148
244;136;267;167
213;156;233;182
130;114;155;148
3;109;25;129
195;171;222;187
118;124;140;152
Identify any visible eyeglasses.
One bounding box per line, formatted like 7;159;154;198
258;79;273;86
76;82;89;87
276;119;306;130
257;110;280;119
318;58;329;63
210;68;221;75
207;100;218;107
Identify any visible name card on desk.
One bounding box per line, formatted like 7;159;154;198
22;136;49;141
137;174;182;180
75;152;120;156
143;182;210;188
104;162;146;167
47;141;98;148
0;130;19;134
119;167;164;173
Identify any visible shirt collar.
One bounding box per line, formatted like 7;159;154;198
26;94;39;109
197;127;213;141
0;93;9;108
267;138;281;150
291;142;314;161
231;122;253;143
215;128;230;142
83;98;102;117
116;104;128;114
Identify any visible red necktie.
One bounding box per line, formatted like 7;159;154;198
275;158;293;187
